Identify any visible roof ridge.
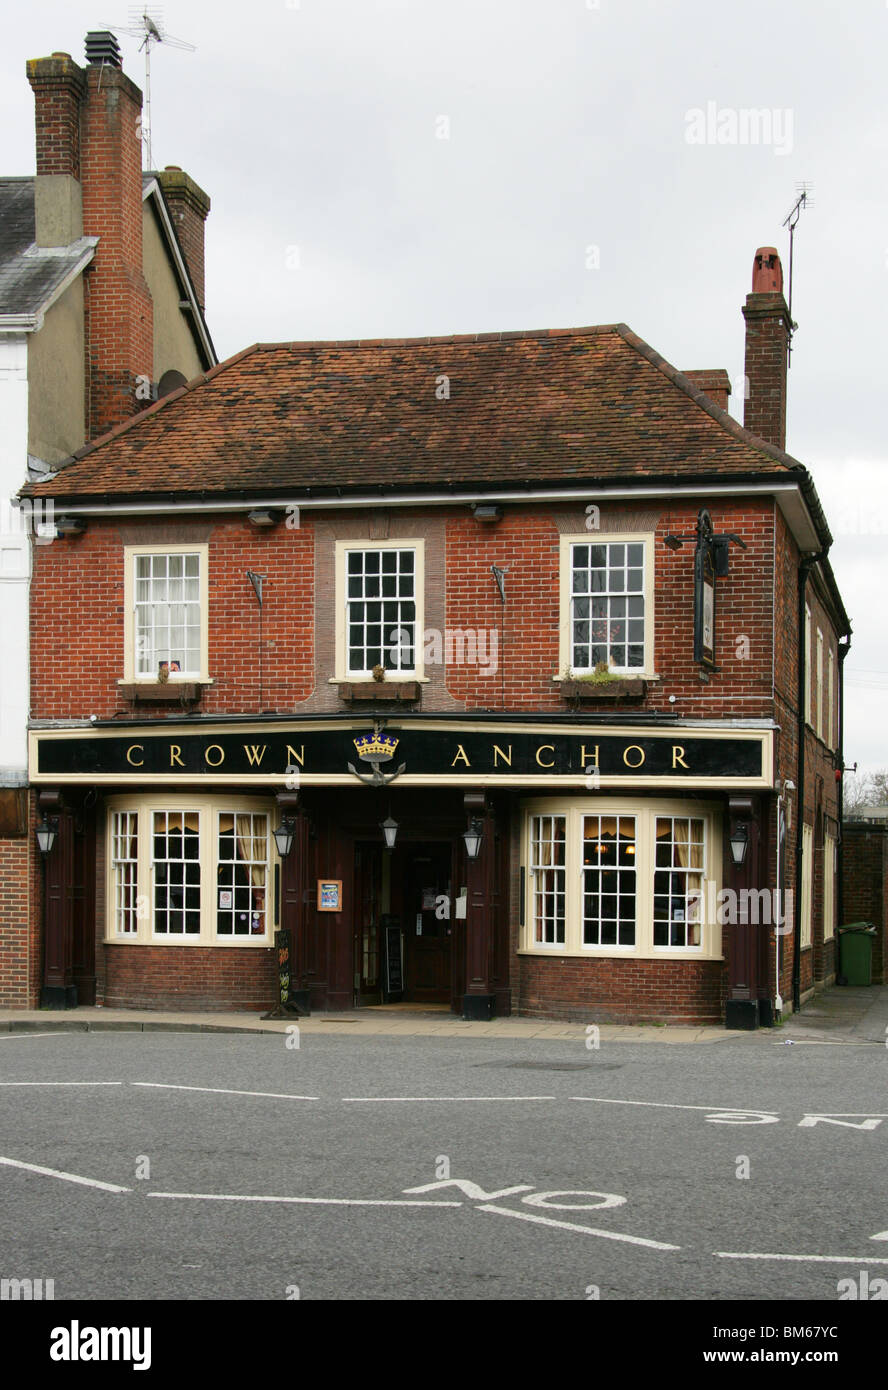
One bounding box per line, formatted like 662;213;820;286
251;324;624;351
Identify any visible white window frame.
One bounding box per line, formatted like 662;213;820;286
104;794;278;946
823;830;836;942
827;649;835;751
816;628;824;741
558;533;656;679
122;543;210;683
800;822;813;949
333;539;426;683
521;797;721;960
110;810;139;937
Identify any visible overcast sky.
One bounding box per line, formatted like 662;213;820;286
4;0;886;773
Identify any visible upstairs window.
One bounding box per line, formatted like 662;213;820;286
124;545;208;682
335;540;425;681
559;535;654;679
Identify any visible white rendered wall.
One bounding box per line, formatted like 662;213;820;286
0;334;31;785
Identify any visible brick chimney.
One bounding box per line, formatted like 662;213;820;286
156;166;211;311
28;33;153;439
742;247;791;451
683;369;732;412
25;52;85;245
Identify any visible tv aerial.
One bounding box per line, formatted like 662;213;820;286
101;8;196;170
782;182;813;366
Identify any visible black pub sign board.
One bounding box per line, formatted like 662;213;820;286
33;723;769;783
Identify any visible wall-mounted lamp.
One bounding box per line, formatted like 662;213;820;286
663;534;683;551
35;813;58;856
381;815;399;851
55;517;86;535
729;822;749;867
462;818;484;861
471;504;503;523
273;818;296;858
247;510;281;528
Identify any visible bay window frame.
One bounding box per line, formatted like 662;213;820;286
104;794;279;946
521;796;722;960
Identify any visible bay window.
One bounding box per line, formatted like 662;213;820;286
525;799;720;958
105;796;277;945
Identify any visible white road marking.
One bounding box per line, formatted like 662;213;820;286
477;1203;680;1250
0;1033;58;1041
132;1083;318;1101
715;1251;888;1265
148;1192;461;1207
341;1096;556;1102
0;1155;131;1193
0;1081;123;1087
570;1096;778;1118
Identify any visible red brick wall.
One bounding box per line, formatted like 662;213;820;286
518;955;726;1025
0;838;30;1005
31;516;315;719
444;499;774;715
102;944;277;1011
843;826;886;985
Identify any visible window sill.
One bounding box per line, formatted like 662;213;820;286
558;678;648;701
517;948;723;962
117;682;209;703
105;937;275;948
337;681;420;703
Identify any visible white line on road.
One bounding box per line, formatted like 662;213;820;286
132;1083;319;1101
148;1192;461;1207
0;1155;131;1193
570;1096;778;1116
715;1251;888;1265
341;1096;557;1103
477;1203;680;1250
0;1081;123;1087
0;1033;58;1041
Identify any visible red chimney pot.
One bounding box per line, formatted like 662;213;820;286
752;247;783;294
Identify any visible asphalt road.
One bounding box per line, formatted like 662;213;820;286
1;1029;886;1302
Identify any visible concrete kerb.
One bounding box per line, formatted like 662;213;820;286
0;1007;735;1043
3;987;883;1043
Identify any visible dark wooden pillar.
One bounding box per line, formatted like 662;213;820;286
462;794;496;1020
40;791;77;1008
278;796;313;1013
725;794;763;1030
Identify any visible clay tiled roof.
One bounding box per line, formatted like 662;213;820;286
28;324;804;500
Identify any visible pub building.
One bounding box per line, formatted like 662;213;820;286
19;249;850;1026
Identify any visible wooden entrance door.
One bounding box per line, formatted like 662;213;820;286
403;842;452;1003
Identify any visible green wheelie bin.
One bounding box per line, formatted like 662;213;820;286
837;922;877;986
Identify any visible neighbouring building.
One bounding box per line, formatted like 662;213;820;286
18;248;850;1025
0;31;215;1006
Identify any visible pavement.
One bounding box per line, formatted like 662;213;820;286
1;982;887;1044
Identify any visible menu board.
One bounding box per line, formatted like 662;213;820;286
382;916;403;997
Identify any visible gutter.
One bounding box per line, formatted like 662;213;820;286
836;633;852;935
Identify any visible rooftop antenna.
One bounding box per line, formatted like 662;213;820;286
782;183;813;366
101;8;196;170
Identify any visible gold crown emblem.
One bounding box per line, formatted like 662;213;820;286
353;732;399;762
